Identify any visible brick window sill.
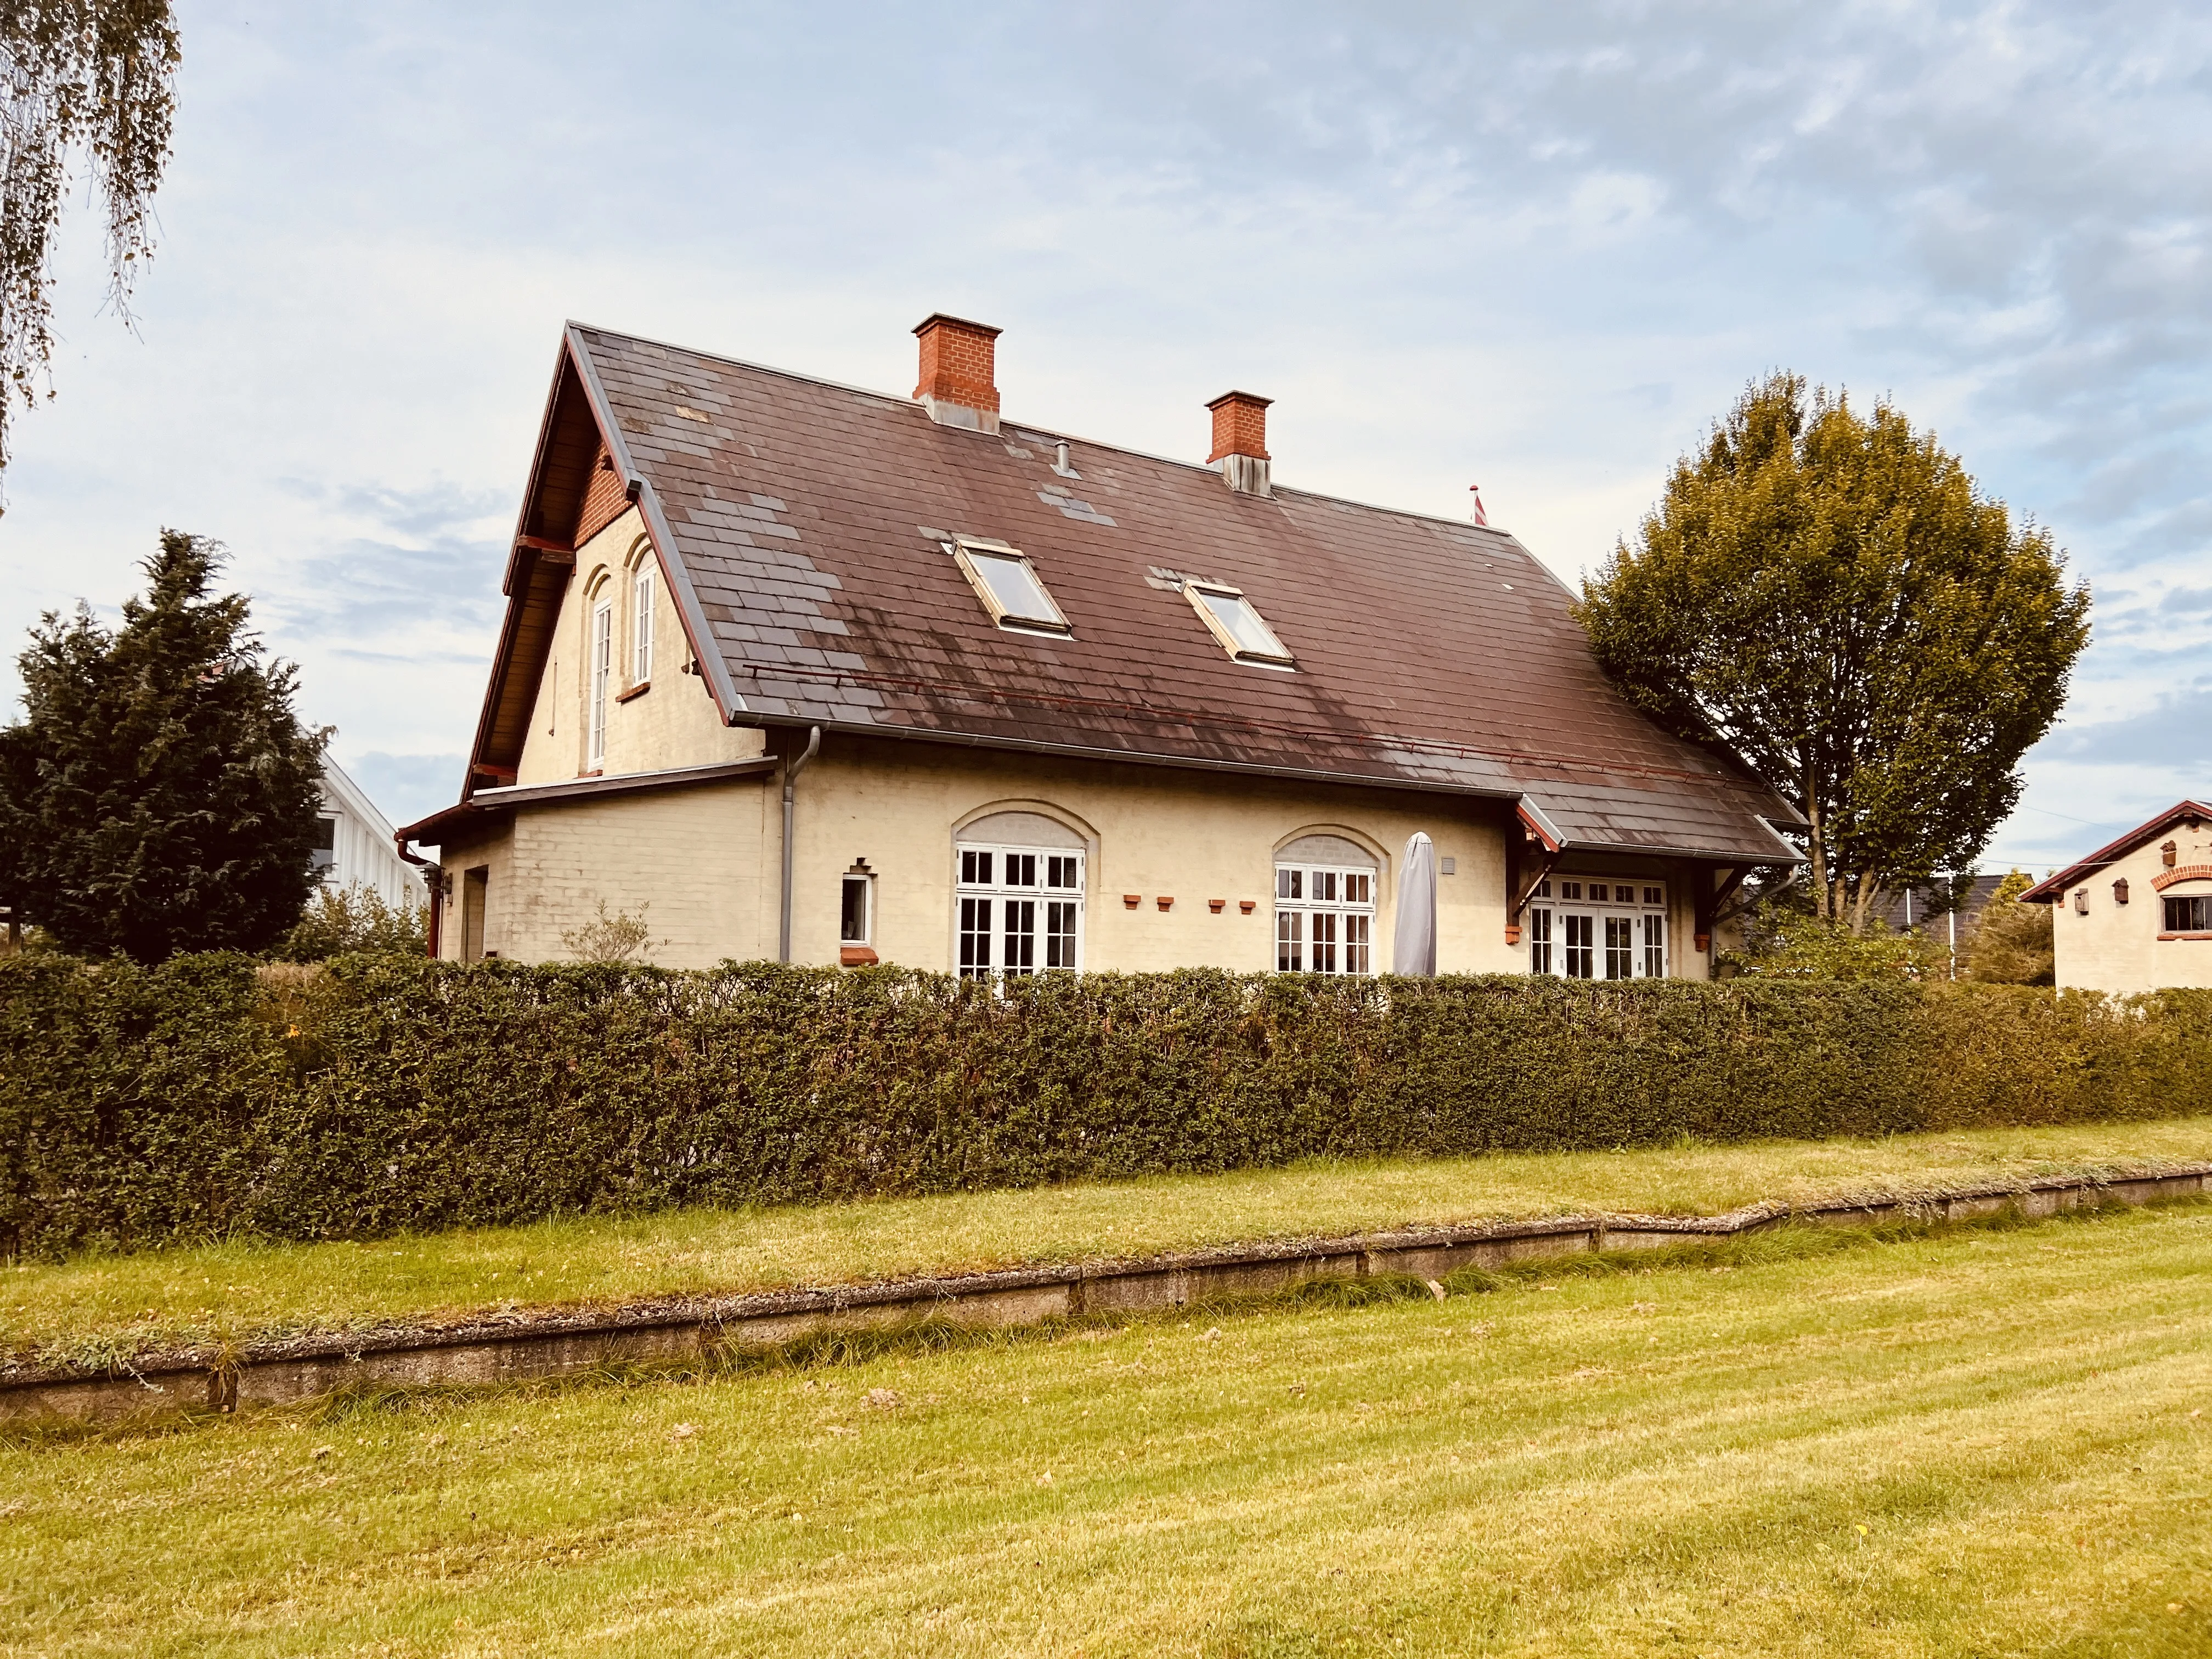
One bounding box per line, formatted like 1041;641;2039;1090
2156;932;2212;941
616;681;651;704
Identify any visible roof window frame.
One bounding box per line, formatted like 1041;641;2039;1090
1183;580;1295;669
945;536;1073;637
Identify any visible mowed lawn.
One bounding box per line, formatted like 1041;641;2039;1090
8;1203;2211;1656
10;1116;2212;1370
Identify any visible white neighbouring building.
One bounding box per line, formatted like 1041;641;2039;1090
315;760;425;908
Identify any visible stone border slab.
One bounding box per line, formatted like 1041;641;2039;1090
8;1163;2206;1423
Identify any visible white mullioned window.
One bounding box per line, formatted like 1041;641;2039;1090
955;842;1084;978
1274;860;1375;974
1526;878;1668;980
631;565;654;683
587;599;612;769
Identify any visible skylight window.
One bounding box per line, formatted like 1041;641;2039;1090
1187;583;1294;667
948;538;1071;635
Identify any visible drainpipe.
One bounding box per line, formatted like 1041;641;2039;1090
395;837;445;958
778;726;822;963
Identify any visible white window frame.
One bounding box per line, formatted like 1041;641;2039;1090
1526;878;1668;980
946;537;1072;636
955;841;1085;978
1186;582;1295;668
1273;860;1375;975
631;565;654;684
587;599;612;770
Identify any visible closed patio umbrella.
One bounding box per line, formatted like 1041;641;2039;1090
1393;832;1437;976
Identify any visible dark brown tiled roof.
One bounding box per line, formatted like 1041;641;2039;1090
458;323;1803;864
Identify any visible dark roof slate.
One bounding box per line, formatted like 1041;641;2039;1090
464;323;1803;864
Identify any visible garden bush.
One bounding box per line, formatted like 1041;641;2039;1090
3;953;2208;1259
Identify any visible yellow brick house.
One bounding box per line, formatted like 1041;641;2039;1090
398;314;1802;977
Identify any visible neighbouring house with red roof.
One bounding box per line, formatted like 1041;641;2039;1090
397;315;1803;977
2021;801;2212;992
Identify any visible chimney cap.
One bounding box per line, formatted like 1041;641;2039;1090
913;312;1003;340
1206;389;1272;411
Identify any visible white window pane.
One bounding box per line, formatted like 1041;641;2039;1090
1277;910;1302;972
633;570;654;681
958;896;992;978
1003;899;1036;974
969;553;1064;627
1197;589;1291;660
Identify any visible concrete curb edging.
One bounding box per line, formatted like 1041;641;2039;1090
8;1162;2207;1423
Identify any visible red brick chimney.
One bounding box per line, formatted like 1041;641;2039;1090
1207;390;1272;496
913;313;1002;433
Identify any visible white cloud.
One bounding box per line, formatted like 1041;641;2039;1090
0;0;2203;872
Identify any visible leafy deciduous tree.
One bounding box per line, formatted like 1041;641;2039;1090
1577;373;2091;930
0;530;329;960
2;1;179;497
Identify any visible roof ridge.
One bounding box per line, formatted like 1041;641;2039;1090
565;320;1533;549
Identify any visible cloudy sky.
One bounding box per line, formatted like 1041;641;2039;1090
2;1;2207;867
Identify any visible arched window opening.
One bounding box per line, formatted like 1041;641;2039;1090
1274;833;1377;975
954;811;1087;979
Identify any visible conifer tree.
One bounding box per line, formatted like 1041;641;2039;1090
0;530;328;960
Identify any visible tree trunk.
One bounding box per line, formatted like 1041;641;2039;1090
1804;772;1831;923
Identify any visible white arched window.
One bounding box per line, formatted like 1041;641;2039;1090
631;563;654;683
955;811;1087;978
1274;833;1378;975
586;591;612;769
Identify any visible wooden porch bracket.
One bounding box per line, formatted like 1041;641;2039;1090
1695;866;1751;953
1505;808;1564;947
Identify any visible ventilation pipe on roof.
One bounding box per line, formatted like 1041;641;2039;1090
913;313;1003;433
1207;391;1272;497
778;726;822;963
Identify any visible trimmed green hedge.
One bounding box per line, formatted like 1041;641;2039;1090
4;953;2210;1259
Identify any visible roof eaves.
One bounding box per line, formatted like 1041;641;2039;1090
397;758;779;847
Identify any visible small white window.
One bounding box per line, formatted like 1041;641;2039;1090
1188;583;1294;667
948;538;1070;635
840;874;872;945
1273;861;1374;974
631;566;654;683
955;842;1084;977
588;600;612;768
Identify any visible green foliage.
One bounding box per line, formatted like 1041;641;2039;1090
4;955;2208;1260
0;531;330;961
1;1;181;492
1966;870;2056;986
1577;373;2092;929
276;885;428;963
1724;912;1949;981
